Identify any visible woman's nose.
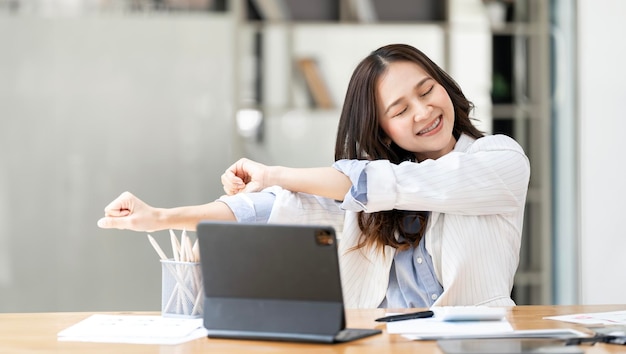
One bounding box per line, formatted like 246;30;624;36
413;103;433;122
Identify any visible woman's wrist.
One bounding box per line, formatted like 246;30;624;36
152;207;169;231
154;207;192;231
267;165;286;190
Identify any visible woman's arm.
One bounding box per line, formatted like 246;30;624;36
222;158;352;201
345;135;530;215
222;136;529;216
97;191;236;232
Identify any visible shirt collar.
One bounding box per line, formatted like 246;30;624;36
453;133;475;153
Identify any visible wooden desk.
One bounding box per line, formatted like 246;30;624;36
1;305;625;353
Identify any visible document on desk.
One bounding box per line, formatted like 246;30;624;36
386;316;514;340
544;310;626;325
386;316;587;341
57;314;208;345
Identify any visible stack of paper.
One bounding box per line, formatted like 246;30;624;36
387;316;515;340
57;314;208;345
385;315;587;341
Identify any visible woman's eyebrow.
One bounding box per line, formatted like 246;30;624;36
416;77;432;87
384;77;432;114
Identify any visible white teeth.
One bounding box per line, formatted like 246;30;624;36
418;117;441;135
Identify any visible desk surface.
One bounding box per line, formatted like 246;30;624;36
1;305;625;353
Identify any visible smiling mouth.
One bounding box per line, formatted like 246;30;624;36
417;116;442;135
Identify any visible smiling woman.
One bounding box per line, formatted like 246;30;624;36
376;61;456;162
99;43;530;310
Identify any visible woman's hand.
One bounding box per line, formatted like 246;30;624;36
97;191;161;232
222;158;352;201
221;158;270;195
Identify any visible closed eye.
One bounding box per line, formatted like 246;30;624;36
393;107;407;117
420;85;434;97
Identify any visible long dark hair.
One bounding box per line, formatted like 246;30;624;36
334;43;484;251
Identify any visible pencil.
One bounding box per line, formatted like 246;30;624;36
191;286;203;316
147;234;168;260
169;229;181;262
192;239;199;263
182;230;194;262
180;230;188;262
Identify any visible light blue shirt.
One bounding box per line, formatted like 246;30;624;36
332;159;443;308
219;159;443;308
378;236;443;308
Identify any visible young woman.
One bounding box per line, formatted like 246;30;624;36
98;44;530;309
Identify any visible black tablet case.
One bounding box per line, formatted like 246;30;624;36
196;221;381;343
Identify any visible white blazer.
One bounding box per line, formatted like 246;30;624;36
267;134;530;308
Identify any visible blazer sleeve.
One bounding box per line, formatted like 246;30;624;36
349;135;530;215
266;187;346;236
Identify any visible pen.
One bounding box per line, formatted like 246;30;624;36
375;310;434;322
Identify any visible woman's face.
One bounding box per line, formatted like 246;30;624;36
376;61;456;161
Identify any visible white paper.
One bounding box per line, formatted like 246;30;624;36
386;316;514;337
386;312;591;341
57;314;208;345
402;328;589;341
544;310;626;325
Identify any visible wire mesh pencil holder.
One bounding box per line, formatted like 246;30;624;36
160;259;203;319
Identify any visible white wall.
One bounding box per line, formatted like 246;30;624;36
578;0;626;304
0;14;234;312
448;0;492;134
